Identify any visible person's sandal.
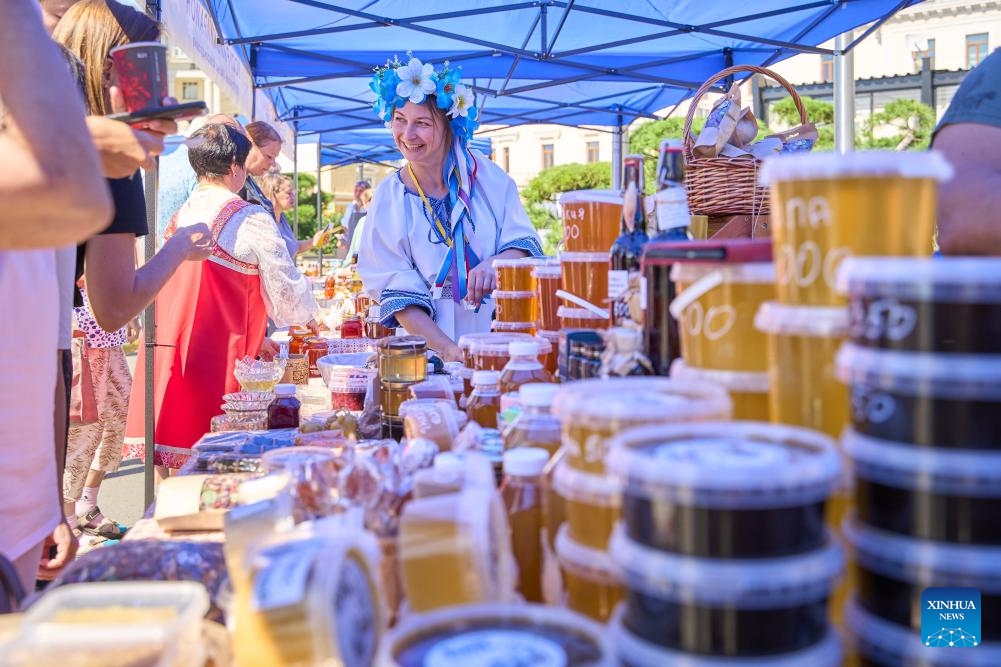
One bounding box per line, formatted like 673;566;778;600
77;507;123;540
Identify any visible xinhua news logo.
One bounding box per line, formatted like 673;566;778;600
922;587;981;648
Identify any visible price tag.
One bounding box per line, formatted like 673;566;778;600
607;269;629;298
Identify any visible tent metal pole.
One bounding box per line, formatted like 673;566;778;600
612;112;623;191
143;0;161;507
835;30;855;154
316;142;323;271
293;117;299;237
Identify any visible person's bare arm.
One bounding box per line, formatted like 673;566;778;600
85;225;213;331
86;116;177;179
395;306;463;362
0;0;111;248
934;122;1001;255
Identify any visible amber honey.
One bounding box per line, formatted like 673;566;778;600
672;262;775;372
560;189;624;252
381;380;416;418
493;290;538;324
755;302;849;439
553;460;620;550
556;526;622;622
378;335;427;383
557;306;609;331
536;331;560;376
551;378;733;475
560;251;610;311
761;152;951;306
493;257;541;292
669;361;771;421
490;320;537;336
533;262;561;331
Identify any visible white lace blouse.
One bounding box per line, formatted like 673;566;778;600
173;185;317;328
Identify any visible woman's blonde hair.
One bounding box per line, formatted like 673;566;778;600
52;0;159;115
258;170;292;209
246;121;282;147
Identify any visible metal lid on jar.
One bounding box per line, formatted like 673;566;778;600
378;335;427;352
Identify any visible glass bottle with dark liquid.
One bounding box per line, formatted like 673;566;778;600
643;139;691;375
267;383;301;429
609;155;649;326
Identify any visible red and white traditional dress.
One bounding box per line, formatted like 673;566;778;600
124;185;317;467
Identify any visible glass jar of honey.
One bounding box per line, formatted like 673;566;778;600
365;306;393;340
305;337;330;378
288;326;313;355
324;273;338;300
340;316;363;339
378;335;428;383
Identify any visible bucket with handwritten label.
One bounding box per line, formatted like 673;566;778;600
755;301;849;438
560;251;610;313
533;261;562;331
760;152;953;306
551;378;732;475
559;189;624;253
837;256;1001;354
670;257;775;372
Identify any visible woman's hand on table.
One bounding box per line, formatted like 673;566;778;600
438;341;464;364
258;337;279;361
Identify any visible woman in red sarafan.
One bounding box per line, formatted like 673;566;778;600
124;124;318;476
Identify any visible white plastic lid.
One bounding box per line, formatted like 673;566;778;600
519;383;558;408
842;428;1001;497
610;605;843;667
669;359;770;393
493;290;537;298
843;516;1001;592
433;452;463;470
558;189;624;205
472;370;501;386
754;301;849;337
555;524;618;584
551;377;732;428
836;342;1001;400
509;341;539;357
492;256;544;269
837;256;1001;303
609;524;843;607
274;383;297;397
671;262;776;284
605;421;843;509
557;305;609;320
846;597;999;665
558;250;613;263
368;305;381;319
532;263;562;278
552;459;622;507
759;150;954;185
502;447;550;476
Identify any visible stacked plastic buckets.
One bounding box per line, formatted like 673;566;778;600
557;189;622;330
648;239;774;419
836;257;1001;666
605;422;845;666
492;257;543;336
548;378;732;622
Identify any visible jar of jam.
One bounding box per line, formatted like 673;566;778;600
267;384;301;429
305;336;330;378
341;316;363;339
288;326;313;355
324;273;338;300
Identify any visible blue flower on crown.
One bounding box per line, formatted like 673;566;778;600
370;54;480;144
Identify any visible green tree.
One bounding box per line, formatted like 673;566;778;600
770;96;835;152
860;99;936;150
628;117;706;192
522;162;611;205
290;172;338;252
525;203;563;256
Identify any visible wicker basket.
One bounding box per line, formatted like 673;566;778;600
683;65;807;218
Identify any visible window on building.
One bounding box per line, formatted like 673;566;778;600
912;38;936;72
820;54;834;83
541;143;554;170
967;33;989;69
502;146;511;173
586;141;600;163
181;81;200;101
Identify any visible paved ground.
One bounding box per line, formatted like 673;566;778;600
97;352;146;529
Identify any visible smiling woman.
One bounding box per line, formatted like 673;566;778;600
357;55;544;361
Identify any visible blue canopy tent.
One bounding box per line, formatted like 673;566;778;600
206;0;923;139
317;131;492;167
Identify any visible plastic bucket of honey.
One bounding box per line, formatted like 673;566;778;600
493;290;538;324
557;305;610;330
533;261;562;331
559;189;624;253
671;261;775;372
754;301;849;438
560;251;610;313
760;151;953;306
490;320;537;336
669;360;770;421
551;378;732;475
537;331;560;376
555;525;623;623
493;257;543;292
552;459;621;550
464;332;534;371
